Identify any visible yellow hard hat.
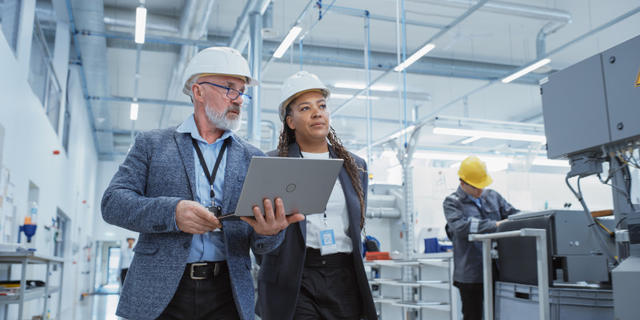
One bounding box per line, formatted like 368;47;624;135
458;156;493;189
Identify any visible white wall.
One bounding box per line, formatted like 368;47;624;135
0;0;99;318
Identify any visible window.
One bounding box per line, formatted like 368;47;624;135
53;208;68;258
0;0;21;54
28;3;62;133
61;73;71;152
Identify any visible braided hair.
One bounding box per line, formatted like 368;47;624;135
277;108;367;229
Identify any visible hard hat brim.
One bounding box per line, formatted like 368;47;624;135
182;73;258;95
465;175;493;189
279;88;330;121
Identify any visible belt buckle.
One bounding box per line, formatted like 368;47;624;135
190;262;208;280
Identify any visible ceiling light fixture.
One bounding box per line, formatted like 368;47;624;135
532;157;569;167
461;136;482;144
333;82;396;92
273;26;302;59
501;58;551;83
331;93;380;100
433;127;546;143
134;6;147;44
394;43;436;72
130;103;139;120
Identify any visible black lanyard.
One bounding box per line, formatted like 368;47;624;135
192;138;230;203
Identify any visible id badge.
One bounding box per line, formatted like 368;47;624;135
319;229;338;255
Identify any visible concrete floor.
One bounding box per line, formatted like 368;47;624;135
62;293;120;320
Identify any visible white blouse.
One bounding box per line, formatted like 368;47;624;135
301;151;353;253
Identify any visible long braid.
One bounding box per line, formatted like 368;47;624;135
327;127;367;230
277;107;367;230
276;121;295;157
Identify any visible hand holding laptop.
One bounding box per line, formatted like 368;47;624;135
240;197;305;235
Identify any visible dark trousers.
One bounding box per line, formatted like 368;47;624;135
454;281;483;320
120;268;128;286
294;248;363;320
156;262;239;320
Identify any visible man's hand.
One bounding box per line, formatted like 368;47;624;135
240;198;305;235
496;219;507;227
175;200;221;234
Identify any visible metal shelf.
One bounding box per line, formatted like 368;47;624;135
0;252;64;264
416;280;449;289
0;251;64;320
373;297;401;305
0;286;59;305
370;278;449;289
368;254;455;319
391;301;451;312
364;260;420;267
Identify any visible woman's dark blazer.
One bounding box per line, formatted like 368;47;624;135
256;142;376;320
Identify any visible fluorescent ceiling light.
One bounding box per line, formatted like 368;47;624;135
130;103;139;120
273;26;302;59
433;127;546;143
333;82;396;92
532;157;570;167
413;152;468;161
501;58;551;83
135;6;147;44
461;136;482;144
331;93;380;100
394;43;436;72
387;125;416;140
414;152;512;171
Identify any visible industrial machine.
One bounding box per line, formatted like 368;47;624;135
497;210;615;286
491;33;640;319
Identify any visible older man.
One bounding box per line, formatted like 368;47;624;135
102;47;303;320
443;156;519;320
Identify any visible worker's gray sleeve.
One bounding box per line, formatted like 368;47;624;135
443;196;497;237
101;133;181;234
497;192;519;218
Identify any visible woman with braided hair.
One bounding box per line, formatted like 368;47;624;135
256;71;376;320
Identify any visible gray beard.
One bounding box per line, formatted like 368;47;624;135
205;104;241;132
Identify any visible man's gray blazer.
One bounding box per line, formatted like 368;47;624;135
102;127;283;320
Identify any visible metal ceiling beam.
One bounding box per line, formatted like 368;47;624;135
331;0;490;116
88;95;409;125
331;5;446;29
228;0;271;52
366;5;640;152
81;29;225;48
68;0;114;159
97;29;545;84
420;0;571;23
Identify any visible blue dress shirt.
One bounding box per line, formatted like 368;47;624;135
176;114;233;262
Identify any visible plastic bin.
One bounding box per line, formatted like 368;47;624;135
495;281;613;320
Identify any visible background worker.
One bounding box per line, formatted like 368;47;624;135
256;71;376;320
118;237;135;286
443;155;519;320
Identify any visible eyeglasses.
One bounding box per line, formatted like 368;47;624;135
198;82;252;101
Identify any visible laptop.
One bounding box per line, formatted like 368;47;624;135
227;156;344;217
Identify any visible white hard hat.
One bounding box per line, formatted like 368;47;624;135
182;47;257;96
278;71;330;121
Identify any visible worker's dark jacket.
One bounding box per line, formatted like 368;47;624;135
443;186;519;283
255;143;376;320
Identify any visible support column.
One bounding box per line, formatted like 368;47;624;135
248;11;262;146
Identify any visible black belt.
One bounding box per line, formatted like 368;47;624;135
304;248;353;268
184;261;227;280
